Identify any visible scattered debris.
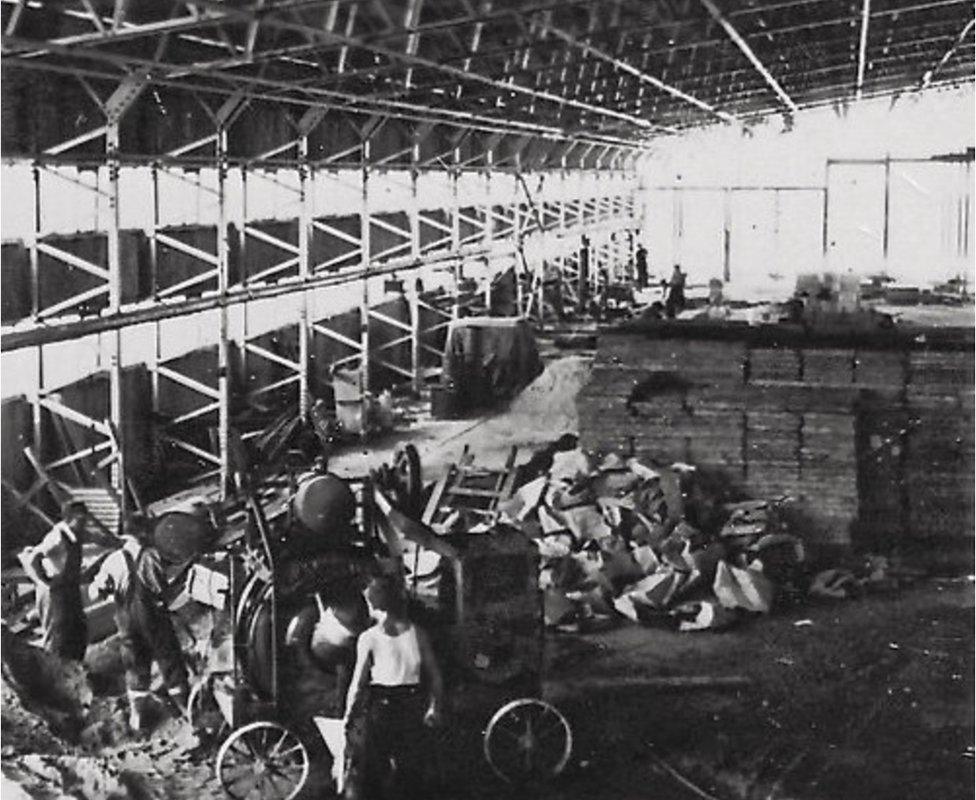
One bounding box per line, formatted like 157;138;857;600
487;438;814;632
433;435;926;636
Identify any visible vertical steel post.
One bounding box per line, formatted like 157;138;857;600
773;188;781;279
559;159;568;312
29;165;40;322
216;126;231;498
150;167;160;423
822;162;831;261
514;150;524;315
29;165;43;460
451;145;462;319
410;131;422;394
578;235;589;314
536;175;546;324
673;187;684;268
483;147;494;310
723;187;732;283
882;154;891;265
360;137;371;430
298;134;312;416
106;120;125;513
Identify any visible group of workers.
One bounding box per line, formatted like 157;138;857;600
21;500;442;800
22;501;190;731
635;244;687;318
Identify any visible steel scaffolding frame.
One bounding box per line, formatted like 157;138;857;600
2;99;639;498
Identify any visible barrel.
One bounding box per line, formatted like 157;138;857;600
153;512;215;564
290;473;357;551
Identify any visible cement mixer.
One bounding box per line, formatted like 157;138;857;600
189;443;571;800
287;470;358;555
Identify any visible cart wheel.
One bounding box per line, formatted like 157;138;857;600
216;721;309;800
187;678;228;740
483;698;572;784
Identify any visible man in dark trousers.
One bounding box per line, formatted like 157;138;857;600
23;500;105;661
666;264;687;318
90;516;189;732
635;243;649;289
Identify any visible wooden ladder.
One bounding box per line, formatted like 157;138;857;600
421;445;519;532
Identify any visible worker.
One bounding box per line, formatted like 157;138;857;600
89;516;189;732
344;574;445;800
666;264;686;318
635;243;648;289
22;500;104;661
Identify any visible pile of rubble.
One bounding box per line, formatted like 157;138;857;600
1;624;216;799
494;439;914;633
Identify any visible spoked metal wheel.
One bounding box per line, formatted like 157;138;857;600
187;677;229;740
483;698;573;784
216;721;310;800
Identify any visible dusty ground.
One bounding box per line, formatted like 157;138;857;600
4;354;973;799
534;577;974;800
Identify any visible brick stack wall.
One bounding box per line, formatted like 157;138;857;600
578;323;974;555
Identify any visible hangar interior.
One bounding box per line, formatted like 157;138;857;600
1;2;973;800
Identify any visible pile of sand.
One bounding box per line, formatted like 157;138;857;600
473;356;592;450
507;355;592;428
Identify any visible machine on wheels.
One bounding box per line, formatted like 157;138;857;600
192;444;572;798
419;524;573;786
194;487;316;800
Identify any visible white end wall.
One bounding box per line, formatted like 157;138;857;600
639;85;975;301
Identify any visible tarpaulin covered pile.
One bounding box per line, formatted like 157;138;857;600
440;317;543;414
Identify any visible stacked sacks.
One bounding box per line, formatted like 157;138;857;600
500;442;808;633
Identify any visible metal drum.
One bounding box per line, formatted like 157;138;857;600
236;574;274;698
290;473;356;552
153;511;216;564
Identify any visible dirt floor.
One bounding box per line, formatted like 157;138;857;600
534;577;974;800
4;353;973;799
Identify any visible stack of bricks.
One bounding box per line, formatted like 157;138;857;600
904;350;975;544
578;324;974;553
582;336;747;473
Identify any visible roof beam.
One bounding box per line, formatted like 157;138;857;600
245;0;266;58
4;47;649;152
698;0;798;112
856;0;871;100
12;7;231;50
921;16;976;88
544;24;738;126
458;0;490;99
402;0;423;88
189;2;670;134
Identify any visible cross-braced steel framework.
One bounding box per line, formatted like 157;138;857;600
1;0;973;504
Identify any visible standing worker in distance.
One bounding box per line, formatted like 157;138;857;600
635;243;649;289
90;515;190;732
666;264;687;318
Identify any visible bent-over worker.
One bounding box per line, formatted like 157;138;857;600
23;500;106;661
90;517;189;732
344;574;445;800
